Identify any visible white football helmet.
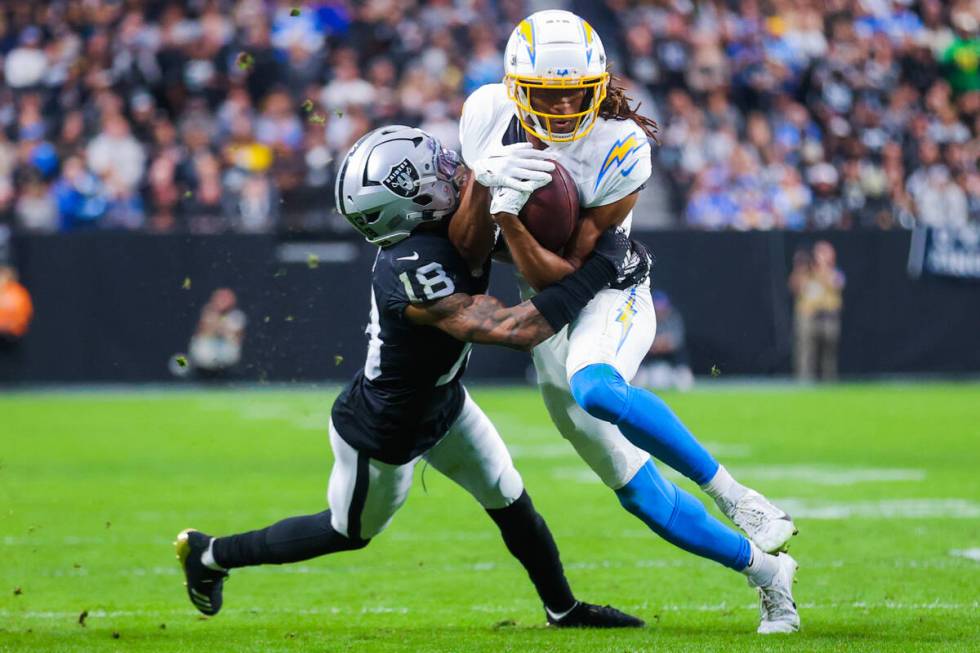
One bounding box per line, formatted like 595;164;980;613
335;125;462;247
504;10;609;143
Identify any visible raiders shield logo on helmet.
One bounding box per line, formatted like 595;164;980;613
382;158;421;198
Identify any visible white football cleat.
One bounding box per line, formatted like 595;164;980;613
717;489;797;553
753;553;800;634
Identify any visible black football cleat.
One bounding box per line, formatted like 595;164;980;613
175;528;228;616
547;602;645;628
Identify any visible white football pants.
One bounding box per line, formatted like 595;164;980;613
522;277;657;489
327;391;524;540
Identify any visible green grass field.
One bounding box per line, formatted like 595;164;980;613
2;383;978;652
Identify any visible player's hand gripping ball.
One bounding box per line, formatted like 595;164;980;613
518;159;579;252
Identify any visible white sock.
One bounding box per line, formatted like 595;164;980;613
201;538;226;571
701;464;748;505
545;601;578;621
741;542;778;587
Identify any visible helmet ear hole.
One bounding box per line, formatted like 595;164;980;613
362;210;382;224
413;194;432;206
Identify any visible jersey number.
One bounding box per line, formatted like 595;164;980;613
399;262;455;302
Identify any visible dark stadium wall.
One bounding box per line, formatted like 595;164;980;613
3;231;979;384
645;230;980;376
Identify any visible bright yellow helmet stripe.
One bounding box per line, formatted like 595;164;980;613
583;20;594;45
517;19;535;64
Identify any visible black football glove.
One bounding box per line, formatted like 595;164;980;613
592;228;632;276
619;237;653;286
592;228;653;286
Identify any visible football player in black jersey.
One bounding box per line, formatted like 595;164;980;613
175;126;647;628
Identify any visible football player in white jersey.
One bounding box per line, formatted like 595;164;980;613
453;10;800;634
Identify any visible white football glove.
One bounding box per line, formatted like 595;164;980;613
489;186;531;217
471;143;554;193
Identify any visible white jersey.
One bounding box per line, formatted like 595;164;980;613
459;83;652;234
459;82;655;491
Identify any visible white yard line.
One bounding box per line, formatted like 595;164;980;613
950;548;980;562
776;498;980;519
728;465;926;485
3;601;977;621
553;464;926;486
510;442;752;461
190;400;331;433
11;556;978;581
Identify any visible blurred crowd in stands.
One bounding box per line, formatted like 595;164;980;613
1;0;979;235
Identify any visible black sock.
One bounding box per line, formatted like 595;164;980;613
212;509;368;568
485;491;576;613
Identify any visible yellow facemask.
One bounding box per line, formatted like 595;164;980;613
505;72;610;143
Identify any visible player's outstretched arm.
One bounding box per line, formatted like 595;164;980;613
405;232;631;350
405;294;554;351
495;192;640;291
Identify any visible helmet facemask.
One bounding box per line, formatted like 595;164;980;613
506;73;609;143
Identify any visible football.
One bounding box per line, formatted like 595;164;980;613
519;159;579;252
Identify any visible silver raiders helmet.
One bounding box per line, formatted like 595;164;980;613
334;125;463;246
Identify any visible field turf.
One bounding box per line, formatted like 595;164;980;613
1;383;978;652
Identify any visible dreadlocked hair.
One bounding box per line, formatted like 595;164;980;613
598;74;659;143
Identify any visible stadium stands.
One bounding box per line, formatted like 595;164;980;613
0;0;978;233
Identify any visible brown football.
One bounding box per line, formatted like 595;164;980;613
519;159;579;252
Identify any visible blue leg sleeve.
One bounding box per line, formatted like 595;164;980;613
616;460;751;570
569;363;719;485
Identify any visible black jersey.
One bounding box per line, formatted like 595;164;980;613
331;229;490;464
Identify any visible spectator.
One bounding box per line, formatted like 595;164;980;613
188;288;247;378
908;164;969;228
463;25;503;94
941;12;980;94
85;113;146;228
0;1;978;233
321;49;376;112
789;242;846;381
0;265;33;345
86;113;146;193
256;89;304;153
4;27;47;89
14;176;57;232
807;163;846;229
52;156;107;231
